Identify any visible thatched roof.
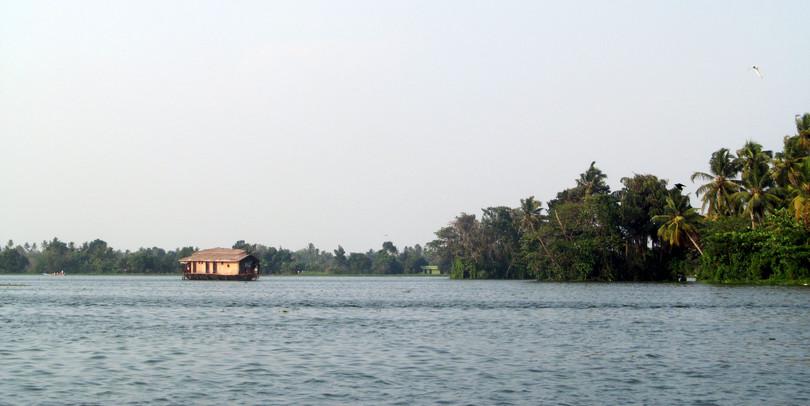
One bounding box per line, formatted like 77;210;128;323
179;248;251;263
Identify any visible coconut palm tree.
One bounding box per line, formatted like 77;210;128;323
772;139;805;189
796;113;810;151
789;182;810;228
784;157;810;228
517;197;559;268
732;170;782;229
652;194;703;255
691;148;742;218
737;141;772;181
576;161;610;197
517;197;543;233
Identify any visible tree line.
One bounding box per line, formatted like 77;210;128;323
231;240;430;275
0;238;432;276
3;113;808;283
0;239;196;274
428;113;810;283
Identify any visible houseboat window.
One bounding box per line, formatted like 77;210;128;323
213;262;217;273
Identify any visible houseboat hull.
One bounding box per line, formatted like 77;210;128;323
183;272;259;281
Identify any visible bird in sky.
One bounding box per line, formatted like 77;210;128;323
674;183;685;191
752;65;764;78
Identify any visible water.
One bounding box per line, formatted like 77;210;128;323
1;276;809;405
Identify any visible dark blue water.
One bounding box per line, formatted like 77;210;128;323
1;276;808;405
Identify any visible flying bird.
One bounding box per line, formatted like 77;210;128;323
674;183;685;191
752;65;763;78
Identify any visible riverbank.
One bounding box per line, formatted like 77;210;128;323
698;278;810;286
8;272;810;286
0;272;448;278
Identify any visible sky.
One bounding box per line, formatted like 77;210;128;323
1;0;809;252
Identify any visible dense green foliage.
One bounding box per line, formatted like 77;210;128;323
699;210;810;282
0;238;196;274
428;167;689;281
430;113;810;283
4;113;809;283
0;238;431;276
232;240;430;275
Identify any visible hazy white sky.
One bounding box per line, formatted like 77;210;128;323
2;0;809;252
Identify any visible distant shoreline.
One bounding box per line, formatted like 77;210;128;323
0;272;449;278
3;273;809;286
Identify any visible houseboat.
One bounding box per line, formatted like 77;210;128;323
180;248;259;281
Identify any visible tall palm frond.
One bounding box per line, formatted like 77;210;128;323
651;195;703;255
785;158;810;228
772;135;807;188
576;161;609;196
796;113;810;150
690;148;742;218
737;141;773;181
731;171;781;229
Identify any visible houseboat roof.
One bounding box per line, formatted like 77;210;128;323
179;248;252;263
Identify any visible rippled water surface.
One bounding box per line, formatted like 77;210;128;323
1;276;809;405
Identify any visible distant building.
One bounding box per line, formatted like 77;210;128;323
421;265;441;275
180;248;259;281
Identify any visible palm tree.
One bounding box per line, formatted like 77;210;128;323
732;170;781;228
517;197;559;269
796;113;810;151
691;148;742;218
576;161;610;196
785;157;810;228
517;197;543;233
772;139;805;189
652;195;703;255
737;141;772;181
789;182;810;228
777;113;810;227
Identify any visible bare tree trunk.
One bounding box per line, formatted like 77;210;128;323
687;233;704;256
537;236;560;269
555;211;572;241
528;222;560;271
